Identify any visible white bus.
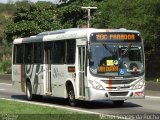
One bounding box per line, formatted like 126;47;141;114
12;28;145;106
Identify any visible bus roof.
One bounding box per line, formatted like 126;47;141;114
13;28;140;44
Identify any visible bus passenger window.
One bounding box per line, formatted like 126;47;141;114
66;40;76;64
14;44;24;64
24;44;33;64
52;41;65;64
34;43;43;64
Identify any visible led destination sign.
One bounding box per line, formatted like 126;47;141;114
96;34;135;40
91;32;141;43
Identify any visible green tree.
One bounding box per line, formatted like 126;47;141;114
0;3;15;62
6;1;62;42
57;0;103;28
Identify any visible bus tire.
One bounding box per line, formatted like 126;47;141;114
26;81;33;101
113;100;124;106
68;86;77;107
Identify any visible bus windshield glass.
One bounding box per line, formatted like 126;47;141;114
89;43;144;77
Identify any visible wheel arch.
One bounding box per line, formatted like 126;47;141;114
65;80;76;98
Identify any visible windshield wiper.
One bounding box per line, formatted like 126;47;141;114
122;44;132;56
102;44;115;56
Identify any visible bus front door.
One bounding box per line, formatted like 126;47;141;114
44;43;52;95
78;46;86;98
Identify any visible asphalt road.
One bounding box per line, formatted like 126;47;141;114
0;79;160;120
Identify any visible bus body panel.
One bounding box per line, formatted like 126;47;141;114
87;87;145;101
23;64;44;95
51;64;76;98
12;65;24;91
86;68;145;101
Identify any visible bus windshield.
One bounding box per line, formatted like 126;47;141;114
89;43;144;77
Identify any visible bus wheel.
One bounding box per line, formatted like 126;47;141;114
113;100;124;106
68;87;77;107
26;82;33;101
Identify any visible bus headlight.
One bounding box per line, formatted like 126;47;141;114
132;79;145;89
89;80;104;90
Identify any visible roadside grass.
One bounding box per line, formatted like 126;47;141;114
0;99;104;120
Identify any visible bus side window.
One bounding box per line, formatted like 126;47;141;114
24;43;33;64
52;41;65;64
66;40;76;64
14;44;24;64
34;43;43;64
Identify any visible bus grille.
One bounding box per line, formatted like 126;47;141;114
109;92;128;96
101;79;135;85
106;86;130;90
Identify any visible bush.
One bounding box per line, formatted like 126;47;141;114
0;60;11;74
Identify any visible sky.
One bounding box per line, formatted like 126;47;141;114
0;0;60;4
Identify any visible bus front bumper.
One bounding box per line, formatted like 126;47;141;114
87;87;145;101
